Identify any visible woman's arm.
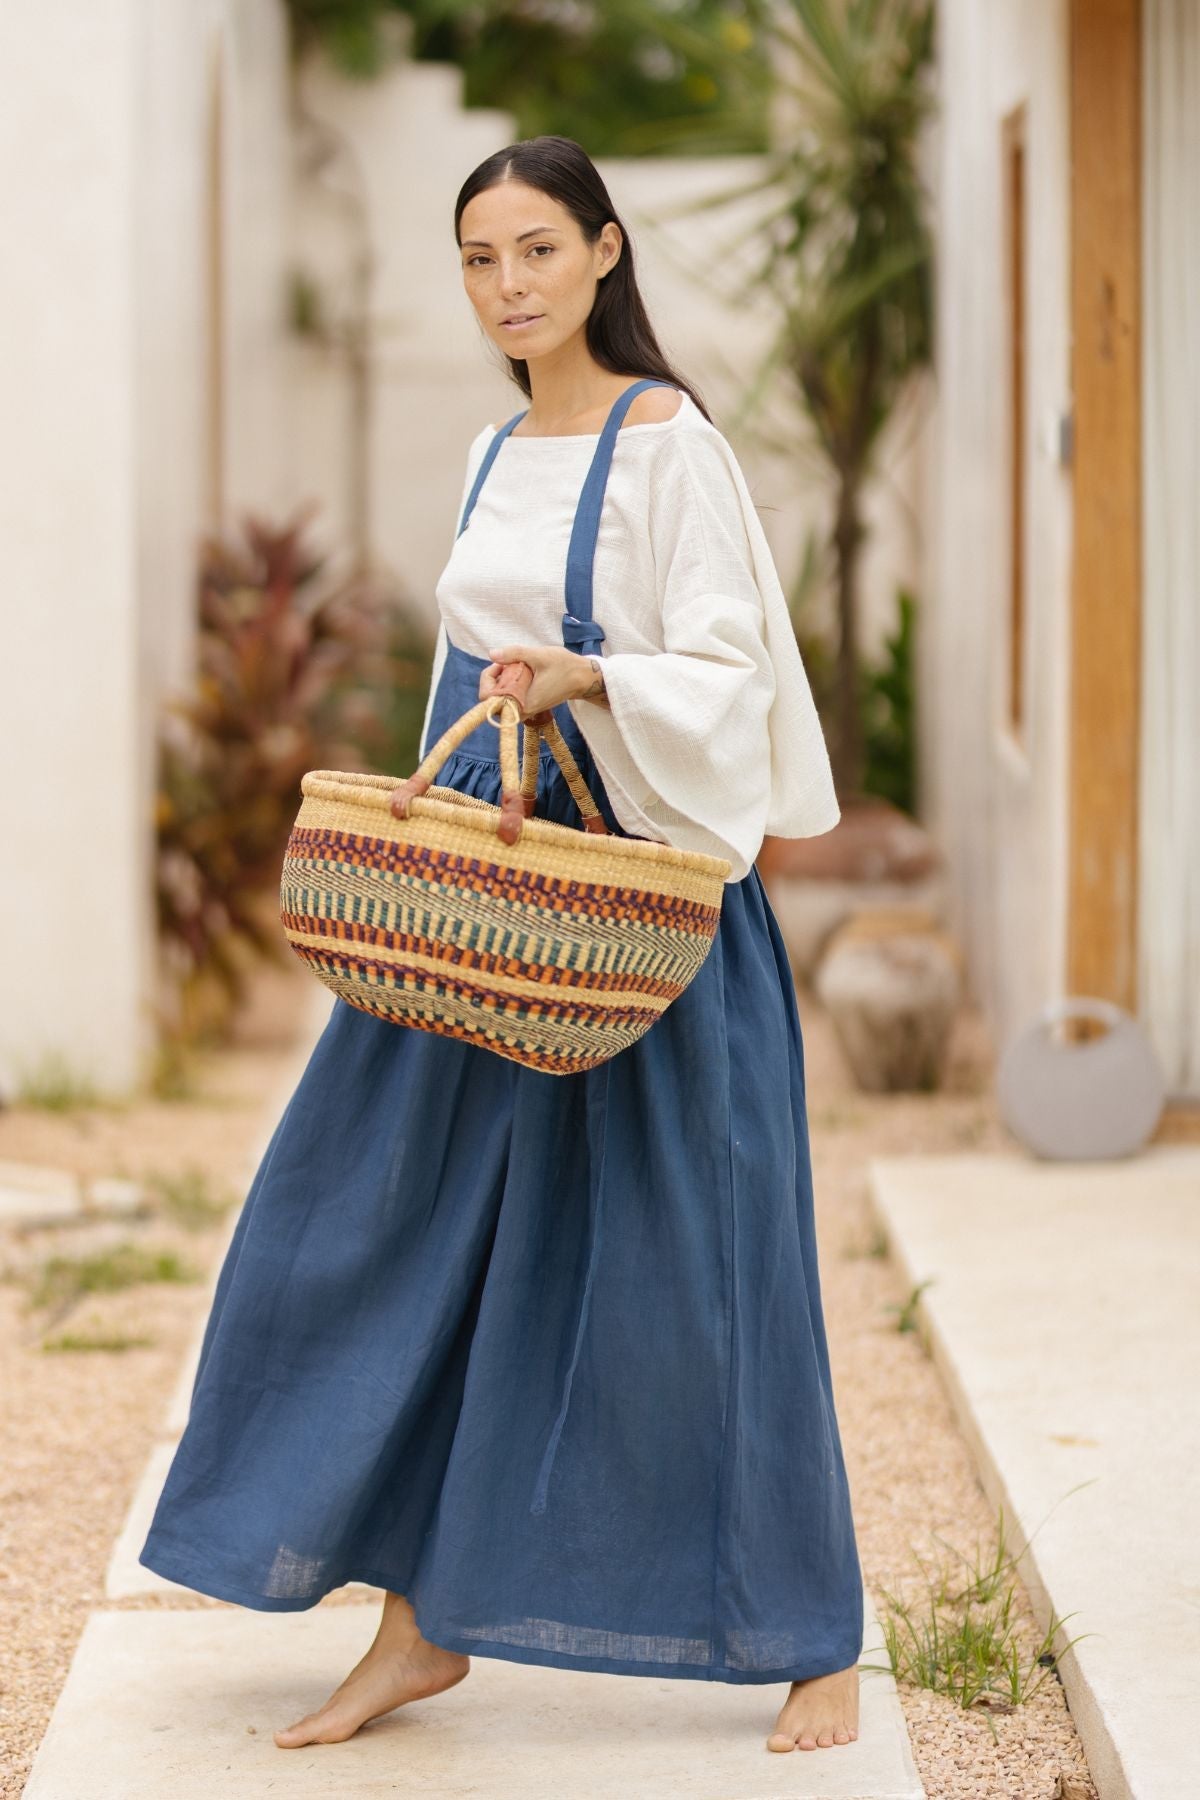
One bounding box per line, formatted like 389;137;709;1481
564;429;780;878
579;655;608;702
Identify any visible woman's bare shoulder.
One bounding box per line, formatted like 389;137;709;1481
622;386;685;428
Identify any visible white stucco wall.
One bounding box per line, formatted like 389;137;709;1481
925;0;1073;1044
0;0;293;1097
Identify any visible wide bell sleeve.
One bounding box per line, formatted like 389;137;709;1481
567;428;840;882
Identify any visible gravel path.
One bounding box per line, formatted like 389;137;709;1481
0;956;1097;1799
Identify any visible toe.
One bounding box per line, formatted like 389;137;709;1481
765;1730;795;1753
796;1732;818;1750
833;1727;851;1743
275;1710;347;1748
816;1728;834;1747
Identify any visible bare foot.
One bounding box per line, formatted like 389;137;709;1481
766;1662;860;1752
274;1591;469;1748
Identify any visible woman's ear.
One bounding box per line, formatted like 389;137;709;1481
597;221;623;279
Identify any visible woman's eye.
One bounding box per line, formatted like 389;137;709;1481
463;245;551;269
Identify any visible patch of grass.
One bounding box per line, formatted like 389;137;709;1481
886;1278;934;1333
145;1037;204;1102
25;1242;201;1313
41;1331;156;1353
143;1165;236;1232
863;1505;1091;1736
13;1050;104;1111
844;1222;890;1260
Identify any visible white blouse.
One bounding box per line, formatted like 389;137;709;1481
421;389;840;882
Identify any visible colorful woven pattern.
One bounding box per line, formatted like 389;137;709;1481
279;699;730;1073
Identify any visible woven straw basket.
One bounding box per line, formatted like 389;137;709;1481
279;693;731;1075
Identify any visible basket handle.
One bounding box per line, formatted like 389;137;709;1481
390;691;609;846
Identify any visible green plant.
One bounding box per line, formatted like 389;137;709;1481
886;1277;933;1333
155;505;433;1040
41;1332;156;1354
144;1037;204;1102
284;0;772;156
861;585;916;813
12;1051;104;1112
843;1220;889;1259
666;0;935;801
25;1244;201;1313
143;1167;237;1233
863;1506;1091;1734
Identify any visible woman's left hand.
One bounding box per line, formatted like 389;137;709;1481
480;643;595;714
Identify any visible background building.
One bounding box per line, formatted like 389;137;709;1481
926;0;1199;1102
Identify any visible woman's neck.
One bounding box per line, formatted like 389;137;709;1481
520;349;640;436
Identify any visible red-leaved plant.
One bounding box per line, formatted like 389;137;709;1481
155;503;432;1042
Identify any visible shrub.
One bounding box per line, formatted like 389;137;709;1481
155;505;432;1040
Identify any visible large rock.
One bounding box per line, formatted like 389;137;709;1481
814;911;963;1092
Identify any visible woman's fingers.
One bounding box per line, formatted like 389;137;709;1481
479;659;534;705
495;660;534;699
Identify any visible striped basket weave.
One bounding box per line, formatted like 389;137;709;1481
279;693;731;1075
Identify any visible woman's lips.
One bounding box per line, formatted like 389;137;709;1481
500;314;543;331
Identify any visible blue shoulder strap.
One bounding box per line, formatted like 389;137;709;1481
453;377;679;655
561;377;675;654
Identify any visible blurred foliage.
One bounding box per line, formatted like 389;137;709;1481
24;1244;201;1316
678;0;935;804
761;0;933;805
142;1166;240;1234
12;1051;104;1112
788;557;919;819
861;585;916;814
284;0;772;154
155;507;433;1043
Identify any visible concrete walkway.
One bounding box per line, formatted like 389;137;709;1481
21;988;925;1799
21;1604;921;1799
870;1145;1200;1800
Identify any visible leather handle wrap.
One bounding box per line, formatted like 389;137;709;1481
390;695;609;842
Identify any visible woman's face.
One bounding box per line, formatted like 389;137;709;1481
458;179;621;361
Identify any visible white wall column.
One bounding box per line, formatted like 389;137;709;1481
1140;0;1200;1098
0;0;148;1096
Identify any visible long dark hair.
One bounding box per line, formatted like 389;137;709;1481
453;135;712;423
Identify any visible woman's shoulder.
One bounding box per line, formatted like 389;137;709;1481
484;385;684;433
464;384;736;489
463;419;501;471
622;384;686;427
638;393;744;488
482;383;708;438
637;400;764;560
626;385;722;445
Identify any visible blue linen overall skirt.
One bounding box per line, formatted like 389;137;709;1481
140;379;865;1685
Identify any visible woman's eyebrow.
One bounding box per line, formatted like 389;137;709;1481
461;225;563;249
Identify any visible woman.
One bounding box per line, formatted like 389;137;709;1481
139;135;864;1758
